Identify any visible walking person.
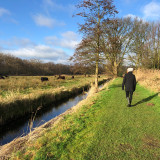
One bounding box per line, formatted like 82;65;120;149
122;68;136;107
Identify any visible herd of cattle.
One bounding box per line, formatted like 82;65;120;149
0;75;8;79
41;75;74;82
0;75;99;82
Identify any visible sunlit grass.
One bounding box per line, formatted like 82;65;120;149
10;78;160;160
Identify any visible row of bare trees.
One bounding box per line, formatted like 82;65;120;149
70;0;160;90
128;19;160;69
0;53;72;76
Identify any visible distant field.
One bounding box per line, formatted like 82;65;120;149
0;75;106;103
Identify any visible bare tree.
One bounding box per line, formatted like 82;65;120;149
129;18;150;68
0;53;73;75
73;0;118;91
149;22;160;69
102;17;133;76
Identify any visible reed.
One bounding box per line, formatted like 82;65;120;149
134;68;160;92
0;75;94;103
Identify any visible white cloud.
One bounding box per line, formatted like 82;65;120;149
45;31;81;49
0;34;77;63
0;7;10;17
32;14;65;28
61;31;78;41
43;0;63;10
0;37;36;48
143;1;160;20
45;0;54;6
124;14;142;21
0;7;18;23
42;0;75;15
1;45;69;64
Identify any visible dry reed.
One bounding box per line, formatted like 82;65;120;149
134;68;160;92
0;75;97;104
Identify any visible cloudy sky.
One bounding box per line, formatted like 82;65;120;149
0;0;160;64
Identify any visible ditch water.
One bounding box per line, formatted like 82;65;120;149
0;82;106;146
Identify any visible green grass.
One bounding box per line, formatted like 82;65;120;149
13;78;160;160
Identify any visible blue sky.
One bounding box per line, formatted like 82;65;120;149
0;0;160;64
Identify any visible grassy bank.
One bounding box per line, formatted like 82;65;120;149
0;75;107;126
4;78;160;159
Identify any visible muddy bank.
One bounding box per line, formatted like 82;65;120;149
0;79;109;128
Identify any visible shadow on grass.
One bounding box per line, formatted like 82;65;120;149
109;84;122;89
132;92;159;107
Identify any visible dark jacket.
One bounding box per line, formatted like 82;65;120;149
122;72;136;92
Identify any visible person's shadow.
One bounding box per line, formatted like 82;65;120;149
109;84;122;89
132;92;159;107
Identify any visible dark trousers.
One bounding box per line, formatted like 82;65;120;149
126;91;133;104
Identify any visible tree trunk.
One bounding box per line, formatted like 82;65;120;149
113;61;118;77
158;51;160;70
158;27;160;70
95;58;99;92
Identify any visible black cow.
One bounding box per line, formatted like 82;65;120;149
57;75;65;80
98;76;100;78
0;76;5;79
41;77;49;82
72;76;74;79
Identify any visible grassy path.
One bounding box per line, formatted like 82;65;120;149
14;78;160;160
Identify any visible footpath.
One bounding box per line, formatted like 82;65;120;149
2;78;160;160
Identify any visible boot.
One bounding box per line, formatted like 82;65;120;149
126;97;130;107
129;98;132;107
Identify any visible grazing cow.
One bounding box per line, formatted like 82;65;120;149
72;76;74;79
0;76;5;79
41;77;49;82
57;75;65;80
98;76;100;78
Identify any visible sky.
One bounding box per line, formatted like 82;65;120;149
0;0;160;64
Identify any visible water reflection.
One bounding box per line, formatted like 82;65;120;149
0;92;88;145
0;81;107;146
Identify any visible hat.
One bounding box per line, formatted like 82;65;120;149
127;68;133;72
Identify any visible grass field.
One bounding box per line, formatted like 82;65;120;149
7;78;160;160
0;75;105;103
